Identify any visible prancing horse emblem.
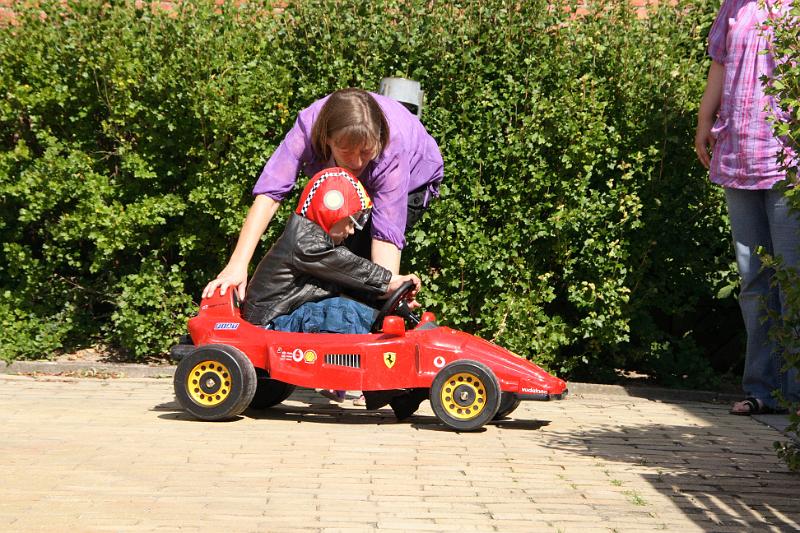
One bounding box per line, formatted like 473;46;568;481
383;352;396;369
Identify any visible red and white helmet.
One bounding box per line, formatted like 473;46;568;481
296;167;372;233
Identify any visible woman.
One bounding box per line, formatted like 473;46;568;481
203;87;443;301
695;0;798;415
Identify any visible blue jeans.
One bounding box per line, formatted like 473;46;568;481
725;187;800;408
271;297;378;334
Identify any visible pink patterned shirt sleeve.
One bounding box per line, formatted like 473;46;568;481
707;0;793;189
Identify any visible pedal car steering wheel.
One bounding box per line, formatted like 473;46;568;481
371;280;418;332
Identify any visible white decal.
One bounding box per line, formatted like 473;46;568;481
323;190;344;210
213;322;240;330
433;356;446;368
521;387;547;395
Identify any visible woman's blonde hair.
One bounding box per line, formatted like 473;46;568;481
311;88;390;162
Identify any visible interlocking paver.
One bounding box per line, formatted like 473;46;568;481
1;375;800;532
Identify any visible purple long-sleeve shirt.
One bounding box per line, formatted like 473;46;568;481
708;0;794;189
253;93;444;249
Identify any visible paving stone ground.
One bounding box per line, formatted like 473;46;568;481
1;373;799;532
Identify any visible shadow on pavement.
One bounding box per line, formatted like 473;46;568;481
152;400;182;411
548;405;800;531
157;412;245;422
247;403;425;426
488;419;551;431
247;403;548;431
410;424;487;433
155;397;550;432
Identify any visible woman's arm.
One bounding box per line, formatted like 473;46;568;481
371;239;401;275
373;240;423;308
204;104;316;300
202;194;281;299
695;60;725;169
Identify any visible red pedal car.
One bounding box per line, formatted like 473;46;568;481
172;282;567;431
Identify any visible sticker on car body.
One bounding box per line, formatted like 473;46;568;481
521;387;547;395
213;322;240;330
277;347;317;364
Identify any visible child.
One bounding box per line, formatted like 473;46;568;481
242;167;427;420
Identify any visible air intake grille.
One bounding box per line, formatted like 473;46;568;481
324;353;361;368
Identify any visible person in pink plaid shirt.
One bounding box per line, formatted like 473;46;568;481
695;0;798;415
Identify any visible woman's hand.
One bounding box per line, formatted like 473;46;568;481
695;119;716;170
202;264;248;300
695;61;725;170
387;273;422;310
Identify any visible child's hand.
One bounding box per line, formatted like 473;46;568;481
387;274;421;309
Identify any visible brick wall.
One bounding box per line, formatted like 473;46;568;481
567;0;677;19
0;0;680;27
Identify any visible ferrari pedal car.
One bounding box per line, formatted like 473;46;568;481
171;281;567;431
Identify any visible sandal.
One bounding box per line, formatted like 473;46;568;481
352;394;366;407
729;397;786;416
318;389;346;403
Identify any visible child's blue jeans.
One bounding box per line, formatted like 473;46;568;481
271;297;378;334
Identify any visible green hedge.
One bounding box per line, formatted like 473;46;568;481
761;2;800;470
0;0;739;386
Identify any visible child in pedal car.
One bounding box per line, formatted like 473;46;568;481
241;167;428;420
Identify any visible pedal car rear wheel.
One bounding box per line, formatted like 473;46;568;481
174;344;257;421
493;392;521;420
250;370;296;409
430;360;501;431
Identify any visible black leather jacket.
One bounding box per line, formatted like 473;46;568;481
242;213;392;326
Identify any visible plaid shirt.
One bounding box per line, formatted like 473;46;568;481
708;0;793;189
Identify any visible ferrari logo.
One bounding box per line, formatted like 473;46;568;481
383;352;396;369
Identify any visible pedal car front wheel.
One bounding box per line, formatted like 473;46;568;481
174;344;257;421
430;360;501;431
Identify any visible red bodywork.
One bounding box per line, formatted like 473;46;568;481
189;290;567;400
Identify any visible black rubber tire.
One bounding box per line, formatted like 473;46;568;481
493;392;522;420
249;370;296;409
173;344;257;421
430;360;501;431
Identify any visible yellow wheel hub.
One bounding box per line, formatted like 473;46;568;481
186;360;232;407
439;372;487;420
